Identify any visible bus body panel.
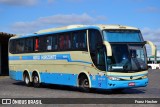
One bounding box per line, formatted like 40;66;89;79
9;69;148;89
9;50;149;89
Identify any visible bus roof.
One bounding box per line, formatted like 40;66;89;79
36;24;139;34
11;24;139;39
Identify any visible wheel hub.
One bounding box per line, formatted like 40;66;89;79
34;76;39;83
25;76;29;84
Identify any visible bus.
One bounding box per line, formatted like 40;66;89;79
148;56;160;69
9;24;156;92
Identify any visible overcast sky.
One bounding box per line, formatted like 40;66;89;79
0;0;159;56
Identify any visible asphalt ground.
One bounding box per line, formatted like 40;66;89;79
0;69;160;107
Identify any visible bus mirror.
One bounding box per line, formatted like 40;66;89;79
145;40;157;64
103;41;112;56
145;41;156;56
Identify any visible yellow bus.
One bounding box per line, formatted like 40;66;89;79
9;25;156;92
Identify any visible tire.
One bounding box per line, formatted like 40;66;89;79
79;76;90;92
33;73;41;88
24;73;31;86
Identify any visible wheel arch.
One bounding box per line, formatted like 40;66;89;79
23;69;31;81
32;70;41;83
77;71;91;88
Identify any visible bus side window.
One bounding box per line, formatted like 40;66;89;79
9;40;16;54
52;35;58;51
89;29;105;71
65;34;71;49
35;38;39;51
59;35;65;50
37;36;47;51
16;39;25;53
72;32;78;49
46;36;52;51
78;31;87;49
25;38;33;52
72;30;87;50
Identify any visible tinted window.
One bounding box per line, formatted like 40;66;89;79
59;34;65;50
25;38;34;52
39;36;47;51
46;36;52;51
72;30;87;50
89;29;106;71
52;35;58;51
103;30;143;42
9;40;16;54
89;29;102;51
9;38;34;54
9;30;87;54
16;39;25;53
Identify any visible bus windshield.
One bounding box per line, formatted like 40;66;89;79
107;44;147;72
103;30;143;42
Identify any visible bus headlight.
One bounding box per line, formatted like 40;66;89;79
108;76;120;81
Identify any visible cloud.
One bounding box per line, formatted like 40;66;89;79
0;0;38;6
142;28;160;42
142;28;160;56
137;7;160;13
11;13;107;34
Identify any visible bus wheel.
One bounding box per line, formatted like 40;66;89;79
33;73;41;88
24;73;31;86
79;76;90;92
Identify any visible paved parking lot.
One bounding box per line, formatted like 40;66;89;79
0;70;160;107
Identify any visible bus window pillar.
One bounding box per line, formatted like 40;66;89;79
145;41;157;64
103;41;112;56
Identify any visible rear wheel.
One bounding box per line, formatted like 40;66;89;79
24;73;31;86
33;73;41;88
79;76;90;92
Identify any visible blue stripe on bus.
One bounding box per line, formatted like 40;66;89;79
9;54;92;64
40;72;78;86
9;70;148;89
9;56;20;60
9;70;23;81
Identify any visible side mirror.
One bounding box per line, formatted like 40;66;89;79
145;41;157;63
145;41;156;56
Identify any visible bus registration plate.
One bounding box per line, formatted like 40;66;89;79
128;82;135;86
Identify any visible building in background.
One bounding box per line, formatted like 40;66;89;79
0;32;14;76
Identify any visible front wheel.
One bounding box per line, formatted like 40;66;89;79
79;76;90;92
33;74;41;88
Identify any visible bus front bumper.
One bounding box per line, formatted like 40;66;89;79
91;76;148;89
105;78;148;89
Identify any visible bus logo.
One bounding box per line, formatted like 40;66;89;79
2;99;11;104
